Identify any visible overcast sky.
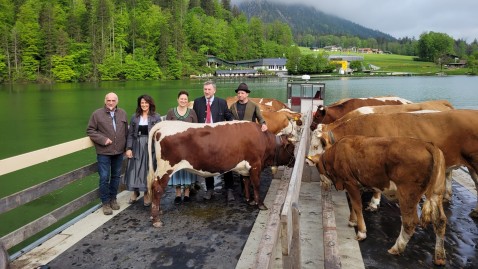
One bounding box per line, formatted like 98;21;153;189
232;0;478;42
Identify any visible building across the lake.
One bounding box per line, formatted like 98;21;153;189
206;55;287;76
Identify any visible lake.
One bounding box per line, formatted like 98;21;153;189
1;75;477;159
1;75;477;252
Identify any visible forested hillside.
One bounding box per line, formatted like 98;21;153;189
237;0;395;42
0;0;294;82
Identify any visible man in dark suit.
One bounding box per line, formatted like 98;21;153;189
193;80;235;201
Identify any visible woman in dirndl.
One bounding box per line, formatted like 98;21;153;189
124;94;161;206
166;90;198;204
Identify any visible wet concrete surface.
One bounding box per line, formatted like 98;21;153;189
46;170;273;269
359;182;478;269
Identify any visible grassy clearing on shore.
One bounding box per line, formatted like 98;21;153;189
299;47;471;75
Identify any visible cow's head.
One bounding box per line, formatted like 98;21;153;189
306;128;330;166
275;134;296;167
310;105;326;131
306;153;340;191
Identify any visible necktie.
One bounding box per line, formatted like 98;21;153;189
110;111;116;131
206;99;212;123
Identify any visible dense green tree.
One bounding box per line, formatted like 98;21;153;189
200;0;215;16
15;0;43;81
285;46;301;75
468;54;478;75
0;0;15;80
298;53;316;74
418;31;455;63
51;54;77;82
165;45;181;79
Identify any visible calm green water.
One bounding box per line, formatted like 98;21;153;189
1;75;477;250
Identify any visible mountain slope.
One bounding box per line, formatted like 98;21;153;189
236;0;396;41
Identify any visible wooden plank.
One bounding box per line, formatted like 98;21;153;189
254;178;290;269
0;189;99;250
322;187;341;269
0;163;97;214
280;114;310;255
0;137;94;176
282;203;302;268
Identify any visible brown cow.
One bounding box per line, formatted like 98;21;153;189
226;96;289;112
147;121;296;227
309;110;478;218
310;96;412;130
307;135;447;265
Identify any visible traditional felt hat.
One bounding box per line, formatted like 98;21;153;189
235;83;250;93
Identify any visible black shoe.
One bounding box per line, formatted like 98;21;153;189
174;196;182;205
183;196;191;203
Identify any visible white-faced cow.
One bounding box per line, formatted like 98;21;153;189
310;96;412;130
309;110;478;218
307;135;447;265
147;121;296;228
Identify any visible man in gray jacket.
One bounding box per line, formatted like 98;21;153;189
87;92;128;215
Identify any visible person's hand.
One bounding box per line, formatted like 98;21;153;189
126;149;133;158
105;138;113;146
261;124;268;132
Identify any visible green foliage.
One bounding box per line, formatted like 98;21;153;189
418;32;455;63
51;55;77;82
468;55;478;75
349;60;362;71
0;0;295;82
0;53;6;81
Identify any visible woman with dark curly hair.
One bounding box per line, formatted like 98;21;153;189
123;94;161;206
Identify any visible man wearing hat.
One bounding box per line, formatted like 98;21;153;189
230;83;268;203
230;83;268;132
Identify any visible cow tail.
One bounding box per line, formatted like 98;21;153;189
421;143;446;226
147;123;160;195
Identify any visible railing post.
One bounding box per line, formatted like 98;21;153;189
0;242;10;269
322;187;341;269
282;202;301;268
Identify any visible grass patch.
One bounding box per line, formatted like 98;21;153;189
299;47;472;75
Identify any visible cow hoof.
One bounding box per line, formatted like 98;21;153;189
152;221;163;228
387;247;400;255
469;209;478;219
348;221;357;227
365;205;378;212
434;257;446;266
258;204;268;210
355;231;367;241
248;200;257;206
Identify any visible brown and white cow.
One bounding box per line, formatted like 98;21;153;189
307;135;447;265
327;99;454;129
147;121;296;227
262;109;303;139
308;100;454;209
309;109;478;218
226;97;290;112
310;96;412;130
